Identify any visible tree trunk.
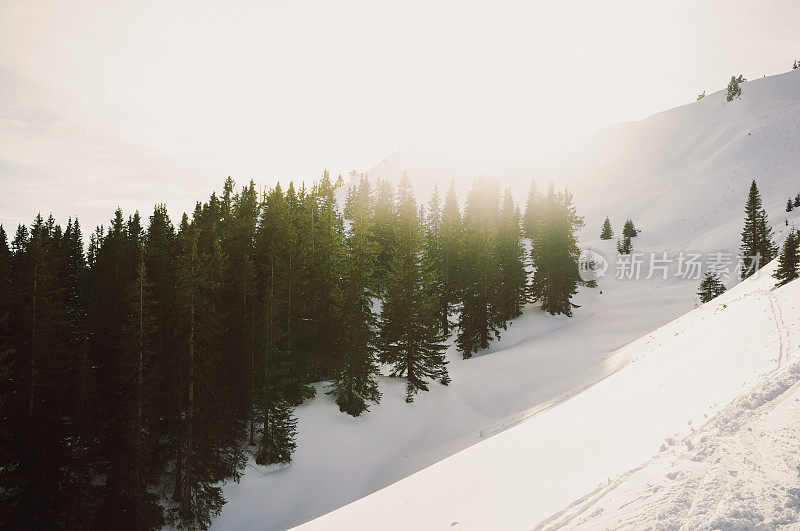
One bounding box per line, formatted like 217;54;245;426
134;261;144;494
247;290;256;446
28;259;37;424
181;251;195;520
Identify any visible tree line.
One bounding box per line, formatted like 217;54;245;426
0;172;584;529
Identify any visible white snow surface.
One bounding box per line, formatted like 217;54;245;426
212;71;800;530
300;266;800;530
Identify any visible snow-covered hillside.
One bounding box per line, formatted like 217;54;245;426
212;72;800;530
299;264;800;530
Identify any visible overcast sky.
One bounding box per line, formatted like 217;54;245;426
1;0;799;234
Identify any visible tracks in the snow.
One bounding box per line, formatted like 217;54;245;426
533;286;795;530
765;289;791;368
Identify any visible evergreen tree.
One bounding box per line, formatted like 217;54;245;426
254;183;297;464
696;90;705;101
305;171;345;380
143;204;179;472
522;178;543;240
495;188;527;321
697;269;727;303
622;218;638;238
740;180;777;278
121;241;160;521
328;176;381;416
600;217;613;239
726;75;743;101
379;174;449;402
617;236;633;254
439;180;463;335
773;229;800;285
529;185;584;316
455;177;505;358
787;199;794;212
794;193;800;208
370;177;397;292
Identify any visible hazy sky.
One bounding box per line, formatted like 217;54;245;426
1;0;799;233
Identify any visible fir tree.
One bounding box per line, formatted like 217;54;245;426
379;174;449;402
255;398;297;465
370;177;396;292
495;188;527;321
254;183;299;464
617;236;633;254
522;179;543;240
456;177;505;357
439;180;463;335
529;185;584;316
740;180;777;278
726;75;744;101
787;199;794;212
143;204;179;472
328;176;381;416
600;217;613;239
794;193;800;208
305;171;345;380
622;218;638;238
697;269;727;303
773;229;799;285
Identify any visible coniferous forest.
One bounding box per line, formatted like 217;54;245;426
0;172;583;529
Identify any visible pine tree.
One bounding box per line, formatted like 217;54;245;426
305;171;345;380
740;180;777;278
726;75;744;101
697;269;727;303
255;182;300;460
255;397;297;465
423;185;446;332
773;229;799;285
143;204;179;472
600;217;613;239
529;185;584;316
617;236;633;254
379;174;449;402
787;199;794;212
456;177;505;357
622;218;638;238
522;179;543;240
174;198;244;529
370;177;396;292
794;193;800;208
439;180;463;335
495;188;527;321
122;241;159;521
328;176;381;416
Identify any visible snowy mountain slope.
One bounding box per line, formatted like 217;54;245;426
363;69;800;255
298;266;799;530
540;278;800;529
212;71;800;530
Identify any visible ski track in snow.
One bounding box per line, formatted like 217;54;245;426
534;286;800;530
